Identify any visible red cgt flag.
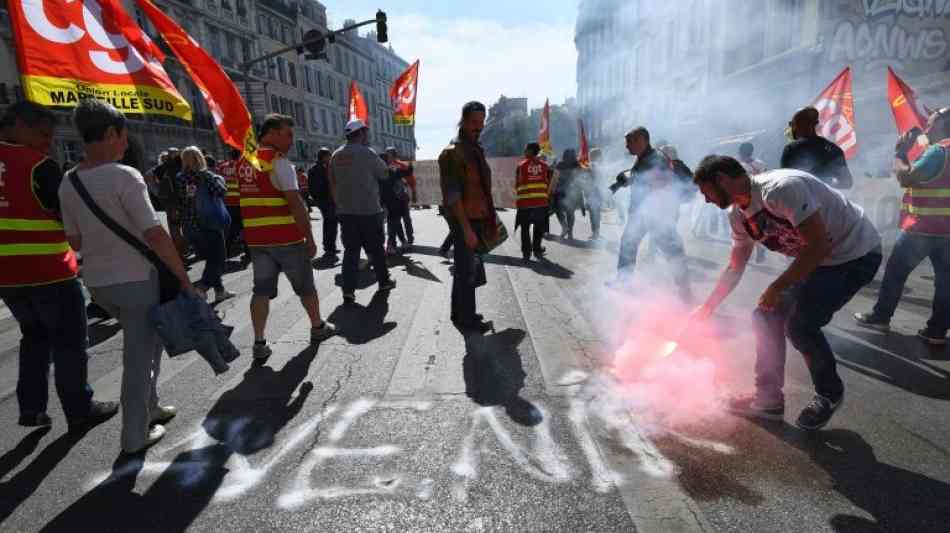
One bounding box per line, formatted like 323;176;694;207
577;119;590;168
390;60;419;126
349;80;368;124
811;67;858;160
135;0;261;167
538;99;552;157
7;0;189;119
887;66;932;161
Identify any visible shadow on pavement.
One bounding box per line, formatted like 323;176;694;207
0;427;93;525
827;328;950;399
660;419;950;532
758;423;950;533
461;328;542;427
387;255;442;283
327;290;395;345
414;245;574;280
38;344;323;533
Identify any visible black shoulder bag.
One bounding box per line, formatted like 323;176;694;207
67;169;181;303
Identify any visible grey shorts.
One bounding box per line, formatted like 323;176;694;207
250;243;316;298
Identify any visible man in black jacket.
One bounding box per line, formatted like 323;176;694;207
608;127;691;298
308;147;338;260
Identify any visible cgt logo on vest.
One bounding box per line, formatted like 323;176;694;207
20;0;161;75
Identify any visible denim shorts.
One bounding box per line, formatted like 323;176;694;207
250;243;316;298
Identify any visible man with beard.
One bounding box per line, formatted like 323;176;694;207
690;155;882;430
439;101;496;334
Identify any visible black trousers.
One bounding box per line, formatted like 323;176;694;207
339;213;390;292
450;218;484;322
517;207;548;256
318;203;339;254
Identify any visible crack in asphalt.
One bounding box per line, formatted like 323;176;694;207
300;349;362;460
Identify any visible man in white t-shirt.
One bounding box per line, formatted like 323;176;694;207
689;155;882;431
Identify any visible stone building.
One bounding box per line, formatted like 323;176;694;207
0;0;416;170
575;0;950;172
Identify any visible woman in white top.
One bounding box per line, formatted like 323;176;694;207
58;100;197;455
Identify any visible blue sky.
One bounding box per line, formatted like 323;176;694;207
322;1;580;158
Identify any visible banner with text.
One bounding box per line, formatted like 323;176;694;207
8;0;190;120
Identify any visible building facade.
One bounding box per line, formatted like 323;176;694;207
575;0;950;173
0;0;416;170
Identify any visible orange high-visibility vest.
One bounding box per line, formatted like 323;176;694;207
237;148;305;247
217;159;240;207
900;139;950;235
515;157;551;209
0;142;78;287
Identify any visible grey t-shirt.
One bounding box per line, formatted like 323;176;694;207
59;163;163;287
329;143;389;216
729;169;880;266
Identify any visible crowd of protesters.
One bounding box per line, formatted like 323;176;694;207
1;93;947;457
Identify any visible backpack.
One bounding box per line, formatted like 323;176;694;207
195;172;231;231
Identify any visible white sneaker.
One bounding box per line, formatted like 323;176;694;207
150;405;177;424
214;288;236;303
124;424;166;454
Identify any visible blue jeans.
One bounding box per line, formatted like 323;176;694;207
0;279;94;419
873;231;950;334
187;227;226;290
339;213;390;292
753;249;882;405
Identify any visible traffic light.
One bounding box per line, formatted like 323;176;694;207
302;29;327;61
376;10;388;43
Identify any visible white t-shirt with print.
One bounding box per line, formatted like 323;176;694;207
728;169;880;266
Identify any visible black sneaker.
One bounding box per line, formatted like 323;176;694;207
917;327;948;345
67;400;119;433
724;395;784;421
342;291;356;303
533;247;547;259
795;394;843;431
378;279;396;291
522;253;532;262
853;312;890;331
311;322;336;343
18;412;52;427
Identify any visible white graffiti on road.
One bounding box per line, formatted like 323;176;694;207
83;377;734;508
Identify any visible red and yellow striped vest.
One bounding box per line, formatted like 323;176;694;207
237;148;305;247
0;143;78;287
900;139;950;235
515;157;550;209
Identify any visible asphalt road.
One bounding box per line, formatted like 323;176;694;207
0;205;946;533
